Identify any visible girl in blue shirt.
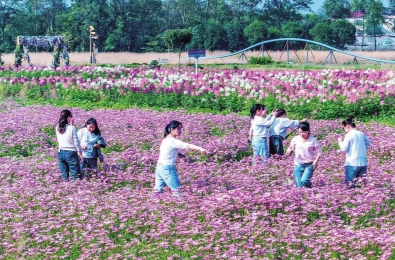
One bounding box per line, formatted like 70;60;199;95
77;118;107;178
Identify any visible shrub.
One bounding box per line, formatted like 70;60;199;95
248;56;273;65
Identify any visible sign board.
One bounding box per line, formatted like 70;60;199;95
188;49;206;58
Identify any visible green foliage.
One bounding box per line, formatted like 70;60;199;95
244;19;267;45
14;45;22;67
162;29;192;53
323;0;352;19
248;56;273;65
149;60;160;68
330;19;356;49
309;23;333;47
204;19;226;51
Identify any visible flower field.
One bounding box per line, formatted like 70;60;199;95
0;66;395;122
1;101;395;259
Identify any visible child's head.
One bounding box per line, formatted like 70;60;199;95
250;104;266;119
298;121;310;138
342;115;356;132
164;120;183;137
276;109;286;118
85;118;101;135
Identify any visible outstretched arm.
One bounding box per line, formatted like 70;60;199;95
188;144;206;154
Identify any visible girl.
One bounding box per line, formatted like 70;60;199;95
338;116;371;188
248;104;277;164
269;109;306;156
285;122;321;188
56;109;83;181
154;120;206;196
77;118;107;177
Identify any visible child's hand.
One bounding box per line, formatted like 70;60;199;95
93;144;101;148
82;145;88;150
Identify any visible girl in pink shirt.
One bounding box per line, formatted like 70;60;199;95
285;122;322;188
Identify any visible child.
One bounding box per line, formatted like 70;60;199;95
77;118;107;178
248;104;277;164
338;116;371;188
154;120;206;196
285;122;321;188
269;109;306;155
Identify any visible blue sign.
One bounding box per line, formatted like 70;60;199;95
188;49;206;58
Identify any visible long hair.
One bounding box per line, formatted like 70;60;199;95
57;109;72;134
84;118;101;135
250;104;265;119
342;115;356;128
164;120;182;137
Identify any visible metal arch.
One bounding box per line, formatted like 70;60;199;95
199;38;395;64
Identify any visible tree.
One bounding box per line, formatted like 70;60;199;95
204;19;226;51
351;0;369;50
330;19;356;49
282;21;304;49
0;0;23;44
224;19;247;51
244;19;267;45
309;23;333;46
260;0;312;28
323;0;351;20
366;0;385;50
162;28;192;65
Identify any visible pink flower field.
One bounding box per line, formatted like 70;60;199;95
0;101;395;259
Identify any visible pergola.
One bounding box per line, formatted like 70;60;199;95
14;36;70;67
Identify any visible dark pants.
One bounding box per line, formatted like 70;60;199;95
80;158;98;179
57;150;81;181
269;135;285;155
345;165;367;188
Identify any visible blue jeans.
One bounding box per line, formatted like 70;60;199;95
294;163;314;188
252;136;269;164
154;164;180;194
345;165;367;187
57;150;81;181
80;158;98;178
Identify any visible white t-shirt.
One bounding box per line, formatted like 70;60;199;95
339;129;371;166
251;115;276;138
56;124;82;152
157;137;189;165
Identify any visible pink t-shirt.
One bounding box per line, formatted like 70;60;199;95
289;135;322;165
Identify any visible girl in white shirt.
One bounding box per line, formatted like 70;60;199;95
248;104;277;165
338;116;371;188
56;109;83;181
154;120;206;196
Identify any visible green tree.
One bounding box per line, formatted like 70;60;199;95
366;0;385;50
244;19;267;45
260;0;312;28
323;0;351;20
351;0;369;51
204;19;226;50
282;21;304;49
330;19;356;49
224;19;247;51
162;28;192;64
309;23;333;46
188;24;206;49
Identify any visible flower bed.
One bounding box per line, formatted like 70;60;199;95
0;102;395;259
0;66;394;122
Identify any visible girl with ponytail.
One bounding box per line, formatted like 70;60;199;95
248;104;277;164
154;120;206;197
338;116;371;188
56;109;83;181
